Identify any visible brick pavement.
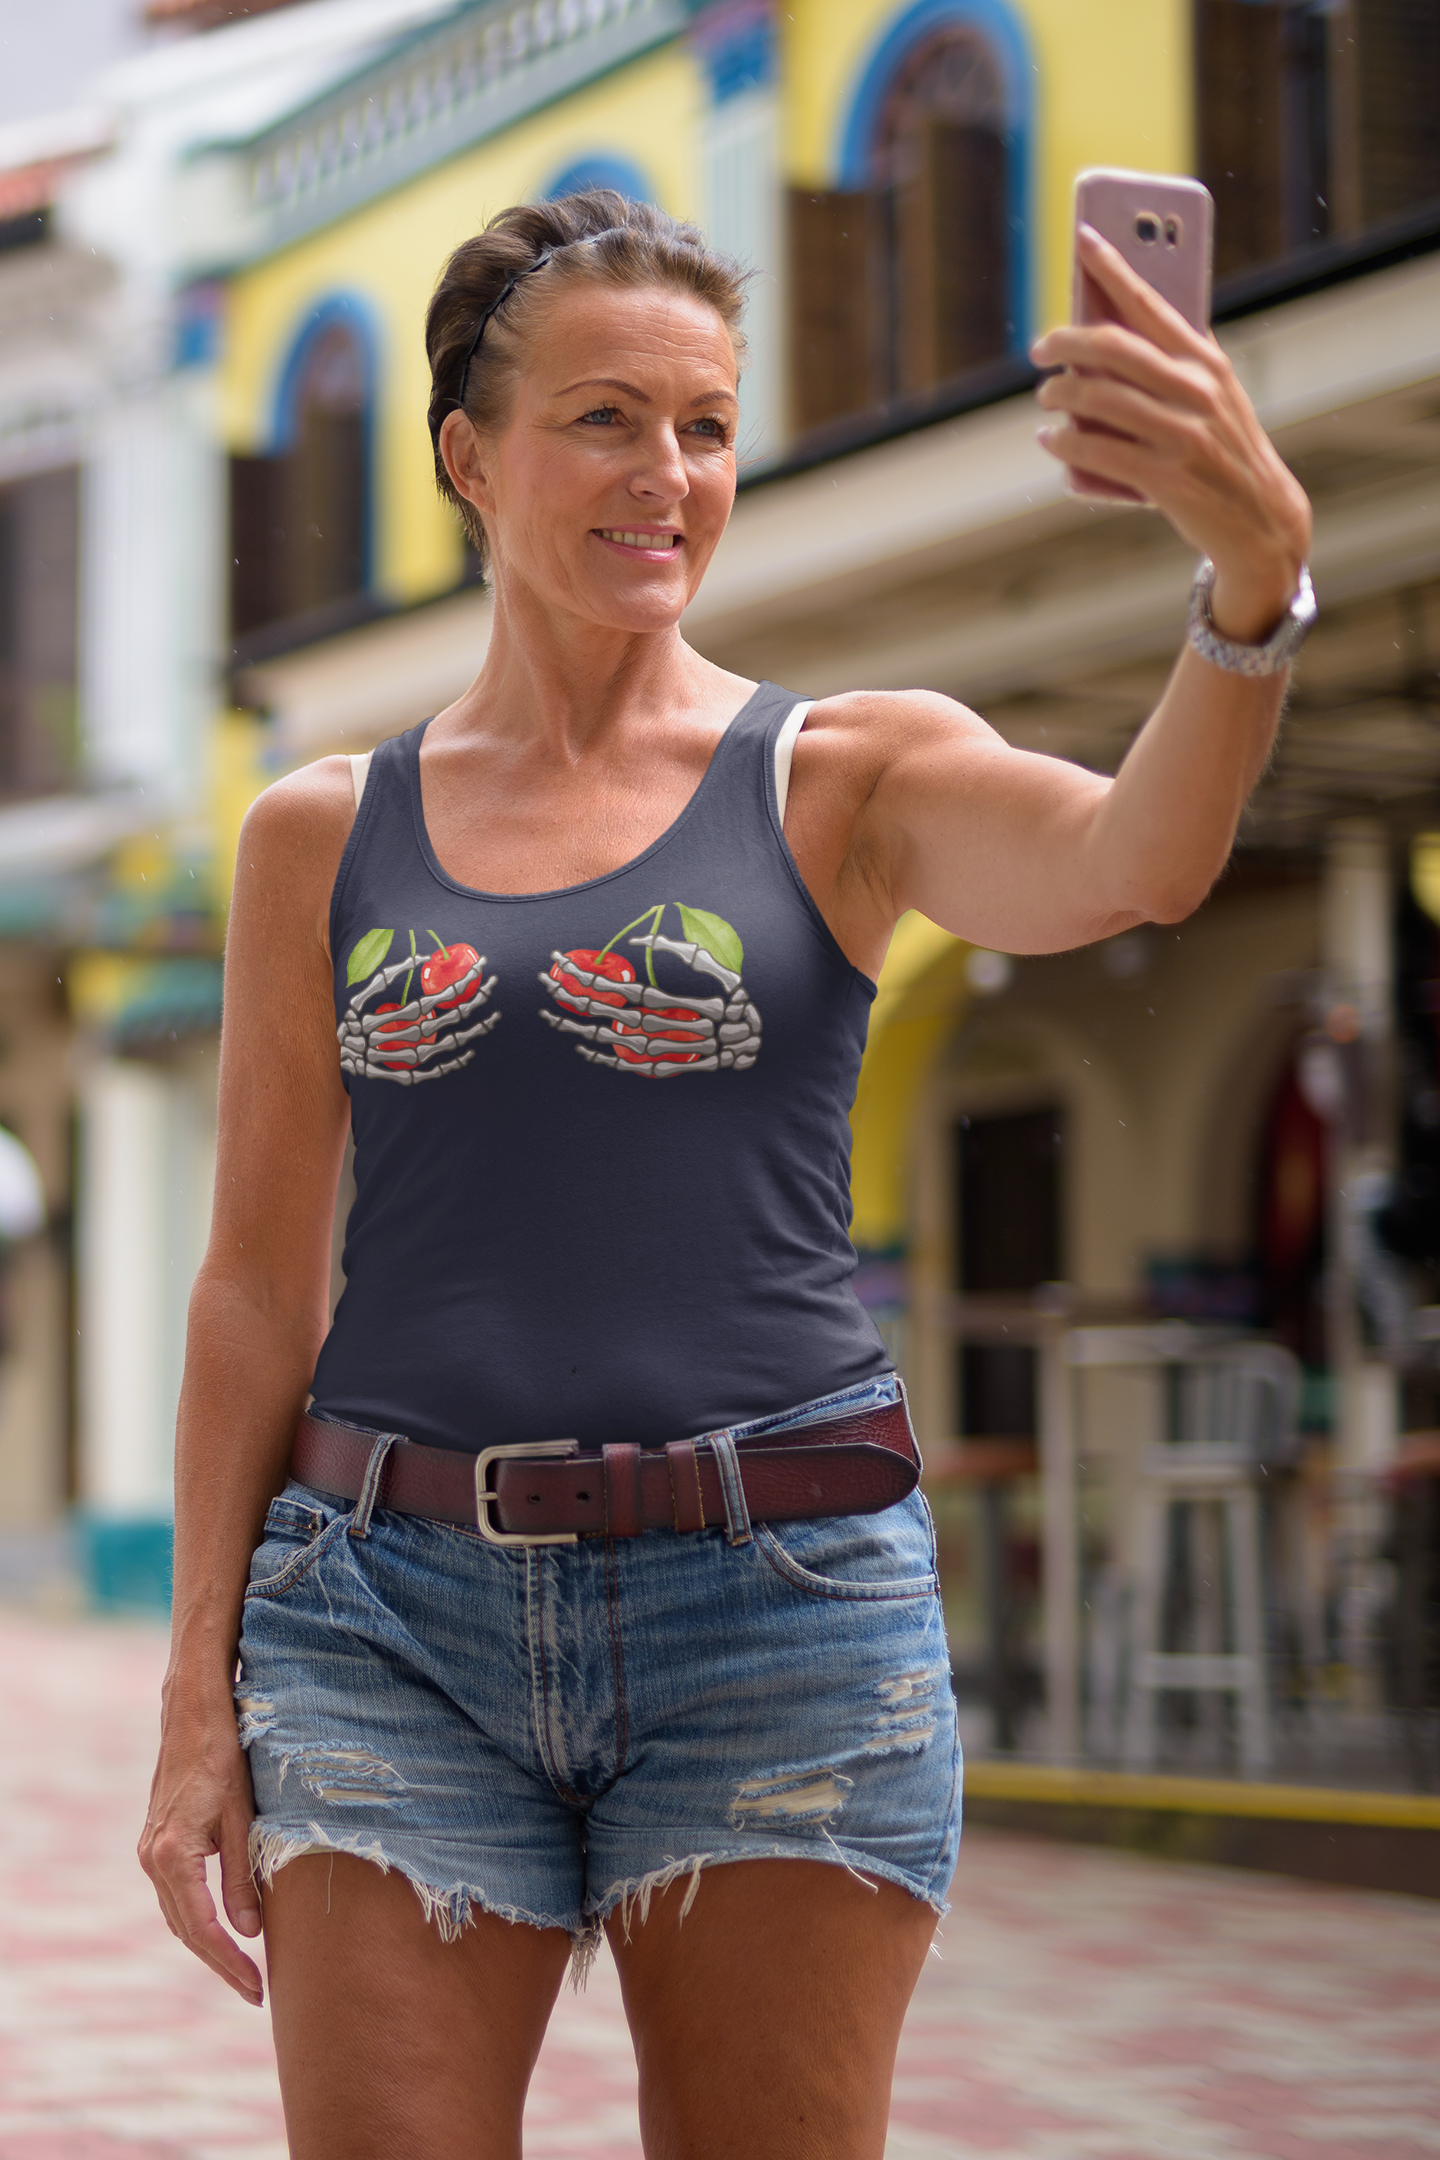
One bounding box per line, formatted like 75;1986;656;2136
1;1610;1437;2159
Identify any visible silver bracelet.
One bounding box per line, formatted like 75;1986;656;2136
1186;556;1316;676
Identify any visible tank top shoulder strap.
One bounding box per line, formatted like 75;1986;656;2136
712;680;813;828
328;722;424;943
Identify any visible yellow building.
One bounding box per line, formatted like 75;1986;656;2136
21;0;1440;1828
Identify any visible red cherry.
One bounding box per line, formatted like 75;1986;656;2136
550;946;702;1064
613;1001;705;1066
372;1001;410;1068
420;942;480;1011
550;948;635;1011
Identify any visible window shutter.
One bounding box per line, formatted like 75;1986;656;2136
291;412;367;615
1196;0;1285;277
1356;0;1440;224
0;468;79;795
788;189;873;434
927;121;1009;378
228;453;286;641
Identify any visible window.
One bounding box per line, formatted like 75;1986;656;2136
1197;0;1440;283
230;308;371;643
0;467;78;799
790;17;1018;438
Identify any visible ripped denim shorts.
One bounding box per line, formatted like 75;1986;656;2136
236;1374;961;1967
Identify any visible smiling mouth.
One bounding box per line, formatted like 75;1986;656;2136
596;528;682;549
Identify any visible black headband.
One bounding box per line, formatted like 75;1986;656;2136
455;252;553;410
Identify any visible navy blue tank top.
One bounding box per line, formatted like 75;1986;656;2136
310;680;891;1452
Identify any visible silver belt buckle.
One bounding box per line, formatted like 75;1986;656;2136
474;1438;580;1547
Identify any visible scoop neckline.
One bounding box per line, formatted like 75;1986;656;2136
406;681;772;905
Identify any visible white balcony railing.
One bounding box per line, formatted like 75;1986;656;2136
235;0;685;255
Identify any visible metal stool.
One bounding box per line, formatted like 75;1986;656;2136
1123;1342;1300;1776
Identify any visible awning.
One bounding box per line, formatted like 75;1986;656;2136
0;789;154;881
0;790;157;941
67;952;224;1047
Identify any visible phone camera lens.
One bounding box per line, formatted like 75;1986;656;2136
1163;216;1182;247
1134;212;1159;244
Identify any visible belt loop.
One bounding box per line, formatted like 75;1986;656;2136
896;1374;923;1475
709;1433;752;1547
349;1433;397;1540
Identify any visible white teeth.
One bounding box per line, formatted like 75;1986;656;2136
601;529;677;548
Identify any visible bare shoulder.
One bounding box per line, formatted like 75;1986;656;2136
232;755;356;952
800;688;1005;781
238;753;354;858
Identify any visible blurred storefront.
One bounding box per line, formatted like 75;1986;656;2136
2;0;1438;1830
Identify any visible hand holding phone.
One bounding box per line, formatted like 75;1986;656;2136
1064;168;1214;504
1031;167;1309;640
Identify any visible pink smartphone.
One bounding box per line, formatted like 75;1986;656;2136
1066;167;1214;503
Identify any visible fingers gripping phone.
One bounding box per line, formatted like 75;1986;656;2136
1067;167;1214;503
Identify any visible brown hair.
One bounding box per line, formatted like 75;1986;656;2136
426;190;748;569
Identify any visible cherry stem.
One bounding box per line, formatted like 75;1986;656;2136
598;904;665;984
402;928;416;1007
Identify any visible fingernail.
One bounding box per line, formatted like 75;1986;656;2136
1036;423;1056;444
235;1911;261;1937
1078;222;1101;247
1029;338;1051;362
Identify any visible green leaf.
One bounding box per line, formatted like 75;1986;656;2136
346;927;394;986
677;904;743;976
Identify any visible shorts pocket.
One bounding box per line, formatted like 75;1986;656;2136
755;1491;938;1602
245;1482;349;1599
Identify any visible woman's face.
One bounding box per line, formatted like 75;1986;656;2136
452;281;740;634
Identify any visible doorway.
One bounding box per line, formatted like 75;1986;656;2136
950;1103;1063;1750
955;1104;1064;1432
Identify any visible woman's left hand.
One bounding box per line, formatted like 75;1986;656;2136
1031;224;1312;642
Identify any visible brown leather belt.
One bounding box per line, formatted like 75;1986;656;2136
291;1399;919;1546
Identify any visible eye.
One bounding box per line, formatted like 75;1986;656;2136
578;403;622;426
688;415;730;441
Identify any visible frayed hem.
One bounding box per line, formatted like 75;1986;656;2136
584;1843;951;1941
592;1850;714;1947
247;1823;590;1961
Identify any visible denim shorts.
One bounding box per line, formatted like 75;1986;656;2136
236;1375;961;1964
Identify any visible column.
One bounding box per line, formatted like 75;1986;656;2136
80;374;222;803
76;1054;216;1608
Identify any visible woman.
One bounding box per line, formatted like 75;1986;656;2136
141;192;1310;2157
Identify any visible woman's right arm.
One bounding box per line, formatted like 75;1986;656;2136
138;757;356;2005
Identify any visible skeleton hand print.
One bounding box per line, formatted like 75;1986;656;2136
537;903;760;1078
338;928;499;1085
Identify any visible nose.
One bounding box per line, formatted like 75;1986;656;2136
630;420;689;506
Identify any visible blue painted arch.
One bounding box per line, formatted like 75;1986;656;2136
268;291;380;455
541;154;654;205
837;0;1034;353
266;291;381;594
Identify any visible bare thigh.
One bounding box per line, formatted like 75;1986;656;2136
261;1855;571;2160
263;1854;937;2160
608;1859;938;2160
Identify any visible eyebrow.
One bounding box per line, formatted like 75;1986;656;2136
554;376;738;406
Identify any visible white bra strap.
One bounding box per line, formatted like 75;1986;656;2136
349;751;372;810
773;700;812;826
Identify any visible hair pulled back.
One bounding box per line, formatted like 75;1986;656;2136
426;190;748;569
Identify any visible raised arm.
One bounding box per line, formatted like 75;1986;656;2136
788;225;1312;973
139;758;355;2004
